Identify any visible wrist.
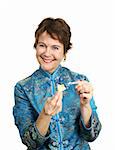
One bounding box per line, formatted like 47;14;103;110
80;103;92;117
42;108;52;117
80;102;91;108
81;104;92;113
80;104;92;127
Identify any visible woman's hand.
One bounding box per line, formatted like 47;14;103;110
75;80;93;106
43;91;63;116
36;91;62;136
75;80;93;126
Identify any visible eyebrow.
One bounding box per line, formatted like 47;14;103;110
38;42;45;44
52;45;61;48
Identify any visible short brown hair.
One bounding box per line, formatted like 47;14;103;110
34;17;72;54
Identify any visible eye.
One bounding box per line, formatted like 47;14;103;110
52;45;59;50
39;44;45;47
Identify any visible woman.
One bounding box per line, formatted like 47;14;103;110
13;17;101;150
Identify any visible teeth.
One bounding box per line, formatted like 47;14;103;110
43;58;52;63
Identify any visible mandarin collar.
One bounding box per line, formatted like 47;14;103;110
39;65;62;80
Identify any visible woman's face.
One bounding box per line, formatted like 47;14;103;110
36;31;64;73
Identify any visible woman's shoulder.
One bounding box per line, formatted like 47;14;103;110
61;66;89;81
15;69;41;88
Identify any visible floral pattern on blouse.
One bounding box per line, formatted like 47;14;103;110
13;65;101;150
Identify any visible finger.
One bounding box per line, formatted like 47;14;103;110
76;86;86;94
77;87;84;93
76;82;93;94
80;93;92;101
75;80;87;90
57;97;62;108
48;92;62;112
52;92;60;100
76;86;82;91
45;101;58;116
46;97;57;111
51;106;62;115
58;91;63;101
52;92;62;114
79;87;90;94
75;80;83;88
50;102;62;115
51;92;60;104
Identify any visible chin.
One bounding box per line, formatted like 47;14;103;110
41;66;53;73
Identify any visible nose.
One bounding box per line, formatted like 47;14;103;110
44;46;51;56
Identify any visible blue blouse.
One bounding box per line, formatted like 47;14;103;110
13;65;101;150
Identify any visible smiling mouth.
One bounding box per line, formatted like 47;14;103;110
41;56;55;63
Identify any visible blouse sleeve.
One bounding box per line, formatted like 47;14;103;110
13;83;50;149
79;97;102;142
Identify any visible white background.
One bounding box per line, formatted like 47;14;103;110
0;0;114;149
